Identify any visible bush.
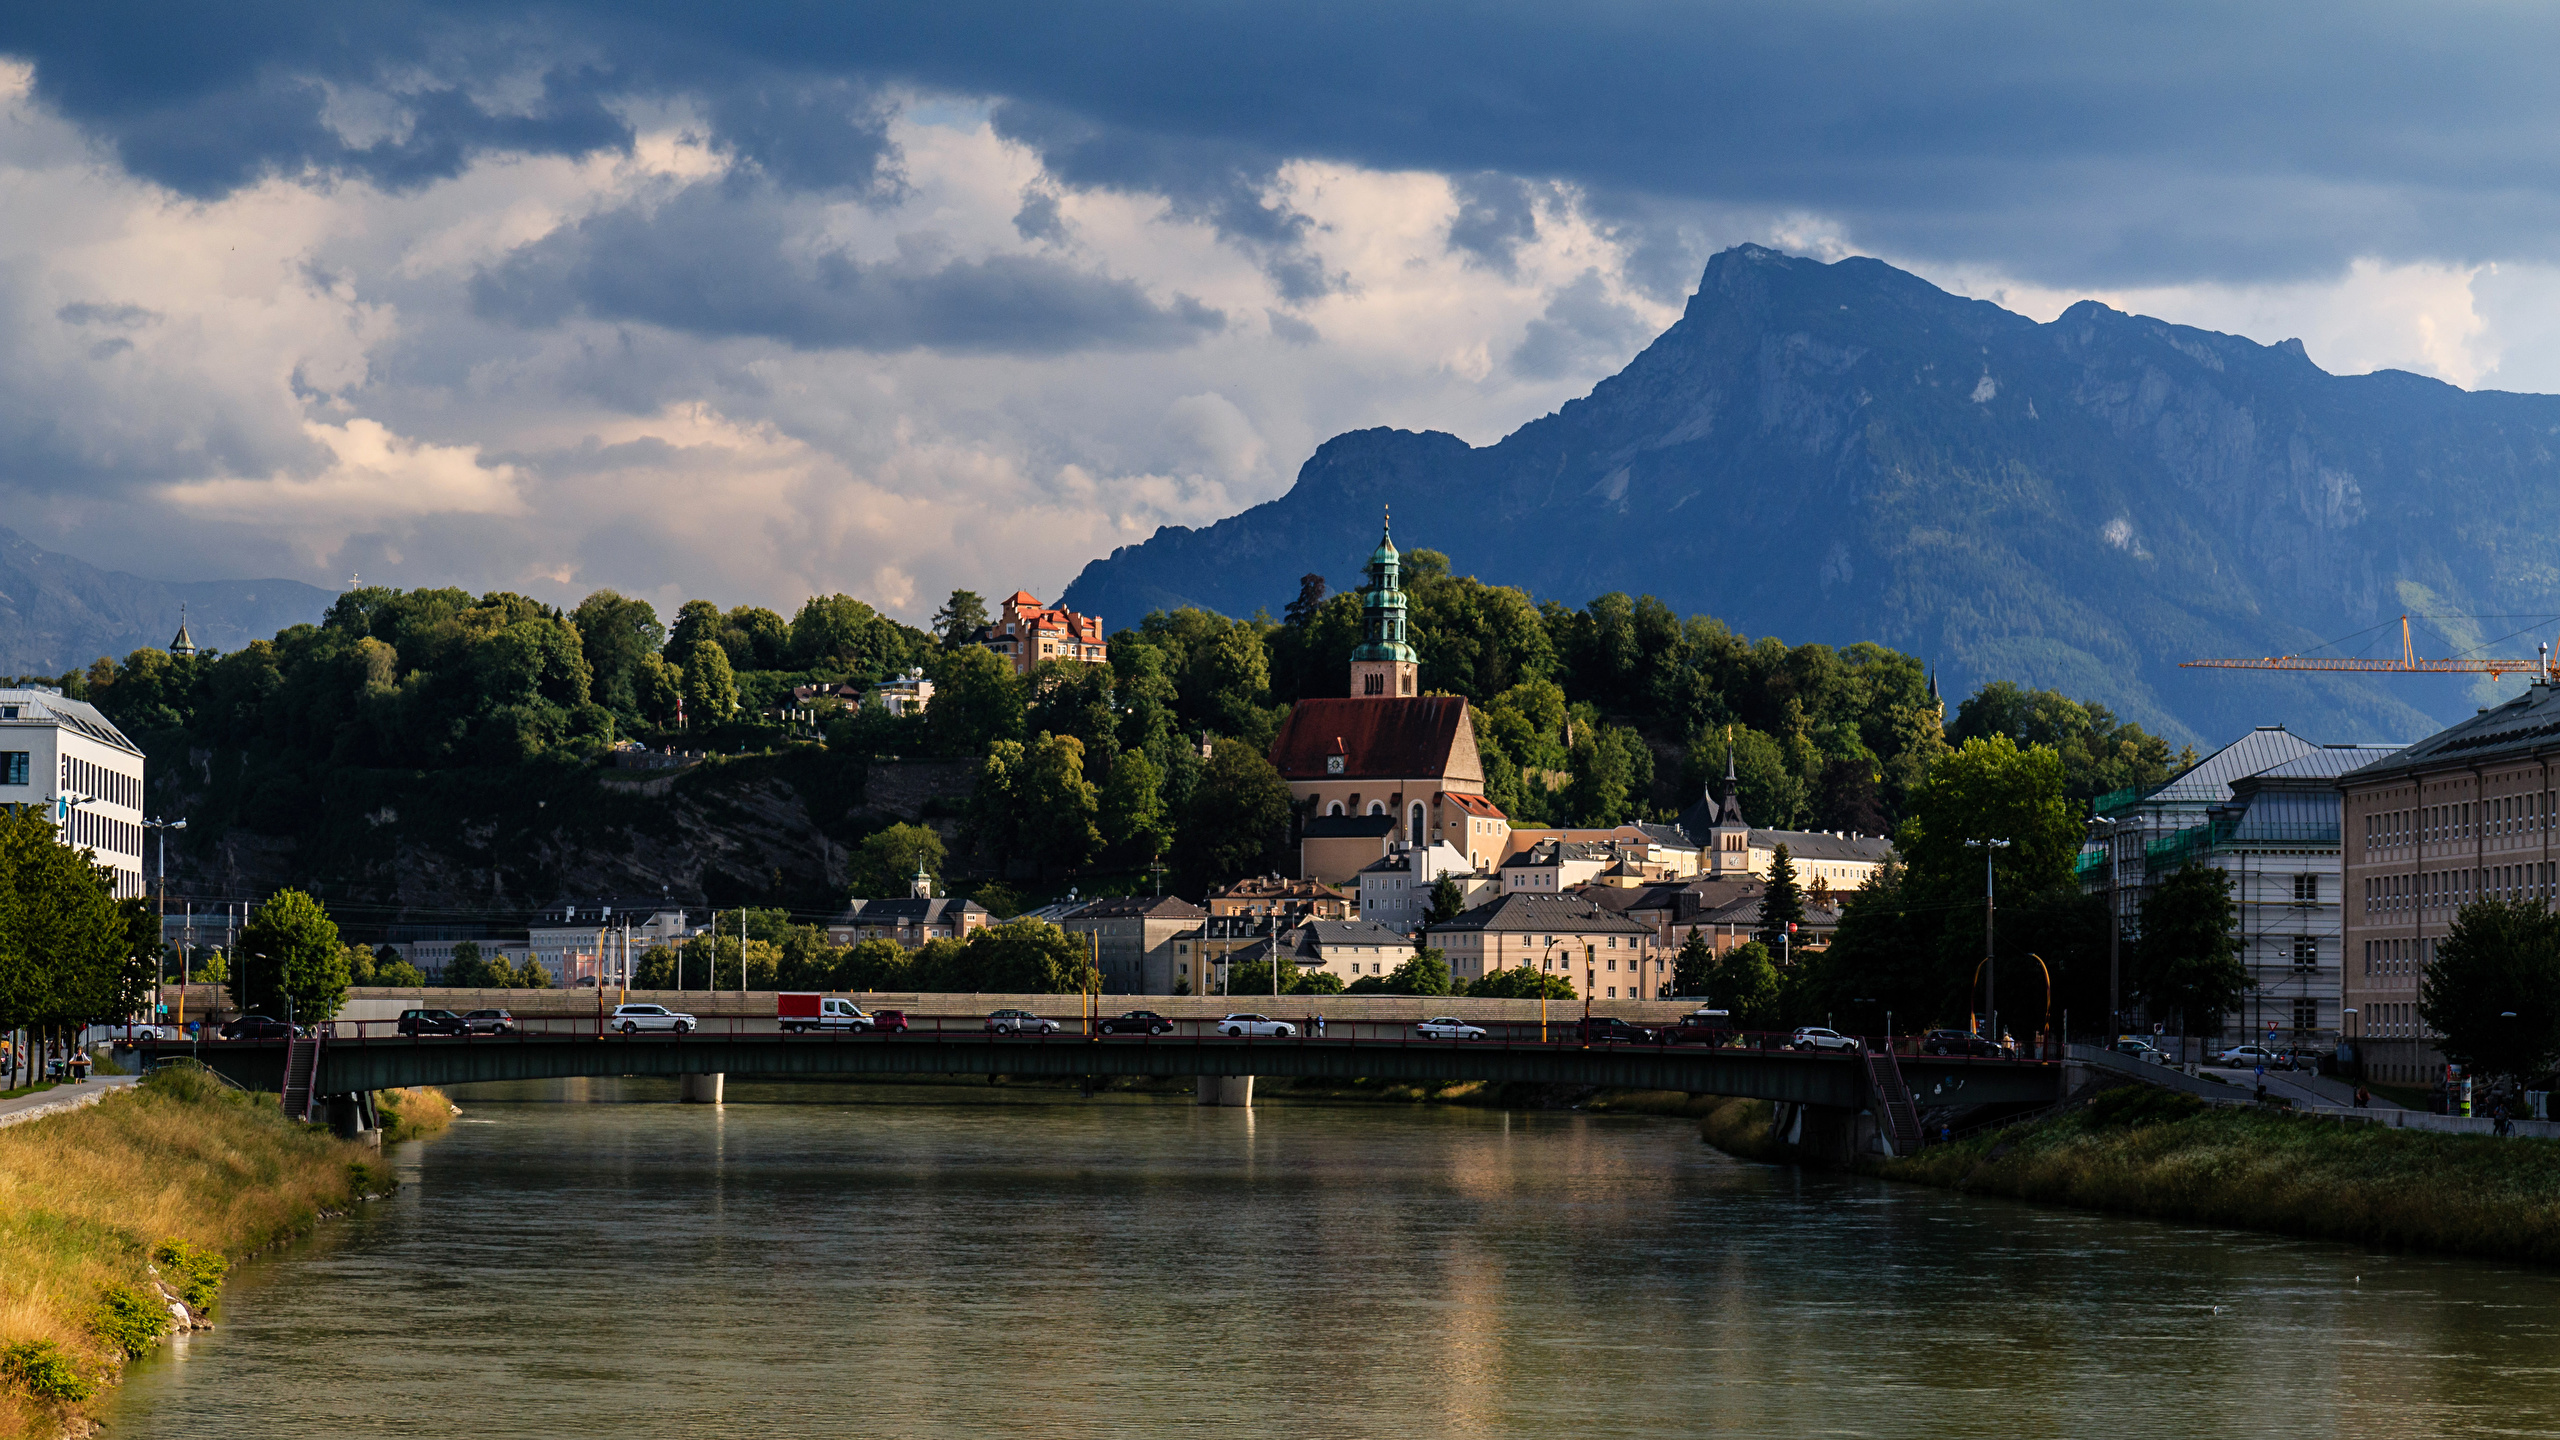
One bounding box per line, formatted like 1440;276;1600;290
2;1340;92;1403
152;1239;229;1311
92;1284;172;1358
2083;1085;2206;1130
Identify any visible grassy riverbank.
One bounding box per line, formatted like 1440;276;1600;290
1864;1088;2560;1265
376;1087;457;1142
0;1069;394;1439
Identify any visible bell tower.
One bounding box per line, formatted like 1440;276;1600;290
1348;511;1420;698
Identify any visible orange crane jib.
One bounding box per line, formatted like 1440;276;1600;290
2183;615;2550;680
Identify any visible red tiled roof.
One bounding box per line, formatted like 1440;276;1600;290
1270;697;1469;780
1444;792;1506;819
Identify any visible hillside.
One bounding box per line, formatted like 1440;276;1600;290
0;527;334;676
1060;245;2556;748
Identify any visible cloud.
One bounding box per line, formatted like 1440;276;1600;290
162;417;523;521
1446;172;1539;276
470;178;1226;354
1509;269;1647;381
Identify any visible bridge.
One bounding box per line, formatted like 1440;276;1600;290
138;1017;2063;1161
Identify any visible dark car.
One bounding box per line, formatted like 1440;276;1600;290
868;1009;910;1034
1098;1009;1174;1036
1921;1028;2003;1058
1665;1010;1736;1045
460;1008;517;1035
1576;1016;1656;1044
395;1008;469;1037
219;1014;296;1040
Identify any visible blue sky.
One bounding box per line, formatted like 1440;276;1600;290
5;1;2557;620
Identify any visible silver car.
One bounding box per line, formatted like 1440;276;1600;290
1415;1016;1486;1041
1220;1013;1296;1038
610;1003;697;1035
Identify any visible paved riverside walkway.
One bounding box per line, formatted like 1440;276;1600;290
2196;1065;2402;1112
0;1073;141;1129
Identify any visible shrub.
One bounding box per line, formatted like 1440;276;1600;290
152;1239;229;1311
2084;1085;2205;1130
92;1284;172;1358
2;1340;93;1403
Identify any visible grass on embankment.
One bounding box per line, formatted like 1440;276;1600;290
0;1067;395;1439
375;1087;457;1142
1868;1087;2560;1265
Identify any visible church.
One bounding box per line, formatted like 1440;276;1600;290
1266;521;1510;883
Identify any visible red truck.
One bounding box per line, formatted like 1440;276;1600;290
777;993;871;1034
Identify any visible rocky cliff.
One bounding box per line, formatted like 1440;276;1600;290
1062;245;2560;746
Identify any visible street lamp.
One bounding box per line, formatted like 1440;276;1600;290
143;816;187;1032
2089;816;2126;1038
1964;838;2012;1038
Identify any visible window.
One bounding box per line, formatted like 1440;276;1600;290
2292;936;2315;970
2292;997;2318;1032
0;753;23;787
1363;674;1385;696
2293;873;2317;904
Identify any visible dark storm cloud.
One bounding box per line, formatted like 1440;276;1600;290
469;181;1226;354
15;1;2560;284
1446;172;1539;276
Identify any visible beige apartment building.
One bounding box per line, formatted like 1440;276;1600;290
2339;682;2560;1086
1425;892;1667;1000
1058;895;1205;994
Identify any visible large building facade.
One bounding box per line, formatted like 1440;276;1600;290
2337;684;2560;1085
977;591;1109;676
0;686;147;898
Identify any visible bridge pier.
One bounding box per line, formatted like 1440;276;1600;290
680;1073;725;1105
325;1091;381;1149
1768;1101;1867;1168
1194;1076;1253;1108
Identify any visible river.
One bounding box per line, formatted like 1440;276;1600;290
107;1080;2560;1437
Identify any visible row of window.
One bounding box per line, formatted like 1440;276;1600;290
2364;936;2429;977
2365;790;2553;853
60;754;137;811
63;807;140;859
2363;864;2553;916
2369;1001;2420;1038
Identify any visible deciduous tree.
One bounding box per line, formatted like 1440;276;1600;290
233;889;350;1022
2135;864;2250;1037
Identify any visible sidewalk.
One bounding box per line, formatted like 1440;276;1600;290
2197;1066;2399;1112
0;1074;141;1130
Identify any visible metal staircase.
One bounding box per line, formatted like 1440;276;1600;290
1865;1046;1926;1155
281;1033;322;1122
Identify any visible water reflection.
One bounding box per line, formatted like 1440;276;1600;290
107;1080;2560;1438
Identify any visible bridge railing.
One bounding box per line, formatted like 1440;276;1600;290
142;1012;2057;1065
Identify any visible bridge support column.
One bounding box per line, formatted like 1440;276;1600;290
680;1072;725;1105
325;1092;381;1149
1769;1101;1860;1168
1194;1076;1253;1108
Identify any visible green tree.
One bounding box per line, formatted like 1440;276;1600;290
1896;737;2078;897
635;652;685;727
850;823;946;898
1223;956;1343;996
932;590;991;649
1178;739;1292;892
1022;732;1105;871
570;590;665;718
840;938;912;990
375;956;426;987
443;940;488;988
1564;717;1655;826
1950;681;2194;808
1757;844;1805;953
1466;964;1575;999
232;889;350;1022
683;639;739;722
1708;941;1781;1028
1427;876;1467;926
929;645;1025;755
1100;748;1172;863
1672;927;1716;997
1347;948;1451;996
2421;899;2560;1083
2135;864;2251;1037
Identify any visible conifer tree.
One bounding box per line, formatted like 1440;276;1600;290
1757;844;1805;956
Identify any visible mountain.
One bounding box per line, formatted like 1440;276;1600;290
0;528;335;676
1060;244;2560;748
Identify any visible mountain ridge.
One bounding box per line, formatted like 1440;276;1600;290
1061;244;2557;747
0;528;335;676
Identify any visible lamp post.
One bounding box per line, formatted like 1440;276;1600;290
2090;817;2124;1039
142;816;187;1033
1965;838;2011;1039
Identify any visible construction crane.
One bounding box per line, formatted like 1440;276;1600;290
2183;615;2551;679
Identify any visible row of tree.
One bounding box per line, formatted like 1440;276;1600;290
0;809;157;1089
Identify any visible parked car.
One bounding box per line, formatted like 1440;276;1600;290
460;1008;518;1035
868;1009;911;1034
395;1008;468;1037
986;1009;1060;1035
777;994;870;1033
1219;1013;1295;1038
1575;1016;1655;1044
1415;1016;1487;1041
2215;1044;2286;1068
1666;1009;1735;1045
610;1003;696;1034
1097;1009;1174;1036
221;1014;299;1040
1921;1028;2003;1057
2109;1037;2168;1064
1789;1026;1862;1053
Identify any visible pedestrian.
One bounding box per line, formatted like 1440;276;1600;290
1315;1013;1326;1038
2354;1085;2370;1109
2493;1102;2511;1138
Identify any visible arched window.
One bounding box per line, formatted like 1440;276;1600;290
1327;801;1344;816
1367;800;1386;816
1409;802;1426;845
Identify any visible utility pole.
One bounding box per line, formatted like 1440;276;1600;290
1967;838;2012;1039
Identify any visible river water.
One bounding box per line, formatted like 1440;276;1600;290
107;1080;2560;1438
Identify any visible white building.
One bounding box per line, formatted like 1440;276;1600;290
873;670;934;717
529;907;695;986
1;686;147;898
1356;841;1483;935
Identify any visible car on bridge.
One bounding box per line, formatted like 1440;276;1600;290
461;1008;518;1035
1666;1010;1735;1045
778;995;871;1033
868;1009;911;1034
986;1009;1061;1035
394;1009;467;1037
1098;1010;1175;1036
1789;1026;1862;1053
1415;1016;1486;1041
222;1014;303;1040
1219;1013;1296;1038
1575;1016;1655;1044
1921;1028;2003;1058
611;1004;697;1034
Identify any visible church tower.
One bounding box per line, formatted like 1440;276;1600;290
1709;744;1752;876
1348;512;1420;698
169;603;199;659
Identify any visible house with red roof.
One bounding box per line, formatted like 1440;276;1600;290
978;590;1109;676
1266;521;1510;882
